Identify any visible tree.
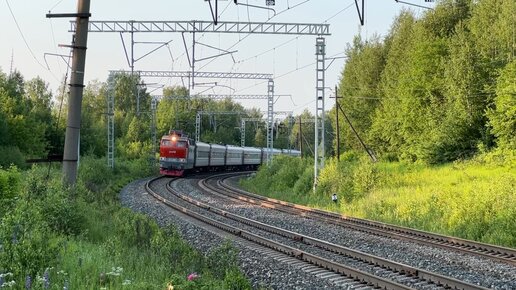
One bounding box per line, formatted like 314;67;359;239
334;34;386;154
487;60;516;150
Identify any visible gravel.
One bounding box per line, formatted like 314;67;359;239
120;176;516;290
121;178;345;289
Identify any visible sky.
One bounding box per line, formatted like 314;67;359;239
0;0;436;116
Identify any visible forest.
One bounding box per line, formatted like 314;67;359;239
0;0;514;169
332;0;514;163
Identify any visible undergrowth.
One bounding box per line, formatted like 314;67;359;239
0;157;251;289
241;151;516;247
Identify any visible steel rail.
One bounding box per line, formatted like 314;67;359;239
197;174;490;290
145;176;412;290
210;172;516;266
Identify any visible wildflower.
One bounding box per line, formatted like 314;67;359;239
2;280;16;288
25;275;32;289
43;268;50;289
166;282;174;290
122;279;131;286
63;280;69;290
12;225;19;244
187;272;199;281
106;266;123;276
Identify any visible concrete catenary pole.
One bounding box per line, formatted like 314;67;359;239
63;0;91;185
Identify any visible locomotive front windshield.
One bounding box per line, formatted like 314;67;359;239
161;139;187;148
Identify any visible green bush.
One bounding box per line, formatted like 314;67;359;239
78;156;115;193
0;146;26;169
0;166;21;219
23;169;86;236
206;241;239;279
224;268;252;290
151;225;205;274
292;166;314;195
352;155;378;198
0;199;63;277
114;208;159;249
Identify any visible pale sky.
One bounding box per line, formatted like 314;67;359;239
1;0;435;115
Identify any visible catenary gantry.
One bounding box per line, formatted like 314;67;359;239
70;20;330;36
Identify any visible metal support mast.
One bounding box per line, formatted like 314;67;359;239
242;118;260;147
195;112;201;142
314;37;326;191
267;79;274;164
150;97;157;158
107;76;115;168
61;0;91;185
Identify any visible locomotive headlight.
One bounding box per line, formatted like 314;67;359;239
179;158;186;162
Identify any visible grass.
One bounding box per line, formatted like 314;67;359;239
240;151;516;248
0;157;251;289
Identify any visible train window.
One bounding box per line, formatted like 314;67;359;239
161;139;171;146
176;141;187;148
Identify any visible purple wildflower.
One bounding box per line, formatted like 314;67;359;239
187;272;199;281
25;275;32;289
12;224;20;244
11;231;17;244
43;269;50;289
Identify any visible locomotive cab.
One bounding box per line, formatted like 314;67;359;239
159;131;195;176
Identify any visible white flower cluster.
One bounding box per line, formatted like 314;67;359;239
106;267;123;277
122;279;132;285
0;274;15;288
1;280;16;288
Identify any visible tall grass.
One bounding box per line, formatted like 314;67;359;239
0;157;251;289
240;151;516;247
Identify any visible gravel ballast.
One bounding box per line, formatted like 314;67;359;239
120;176;516;289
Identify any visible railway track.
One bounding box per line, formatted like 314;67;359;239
200;172;516;267
146;175;490;290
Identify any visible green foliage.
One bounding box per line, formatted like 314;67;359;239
0;158;250;288
206;241;239;279
242;156;312;196
487;60;516;150
0;166;21;219
223;268;252;290
241;150;516;247
340;0;515;163
78;155;115;194
0;146;26;170
114;209;159;249
24;169;86;236
0;191;63;277
151;225;204;275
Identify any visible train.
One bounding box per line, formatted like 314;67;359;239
159;130;301;176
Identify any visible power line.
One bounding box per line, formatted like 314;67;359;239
198;0;313;71
49;0;65;12
6;0;59;81
324;1;355;23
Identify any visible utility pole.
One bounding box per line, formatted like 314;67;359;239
299;116;303;156
332;85;342;161
61;0;91;185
